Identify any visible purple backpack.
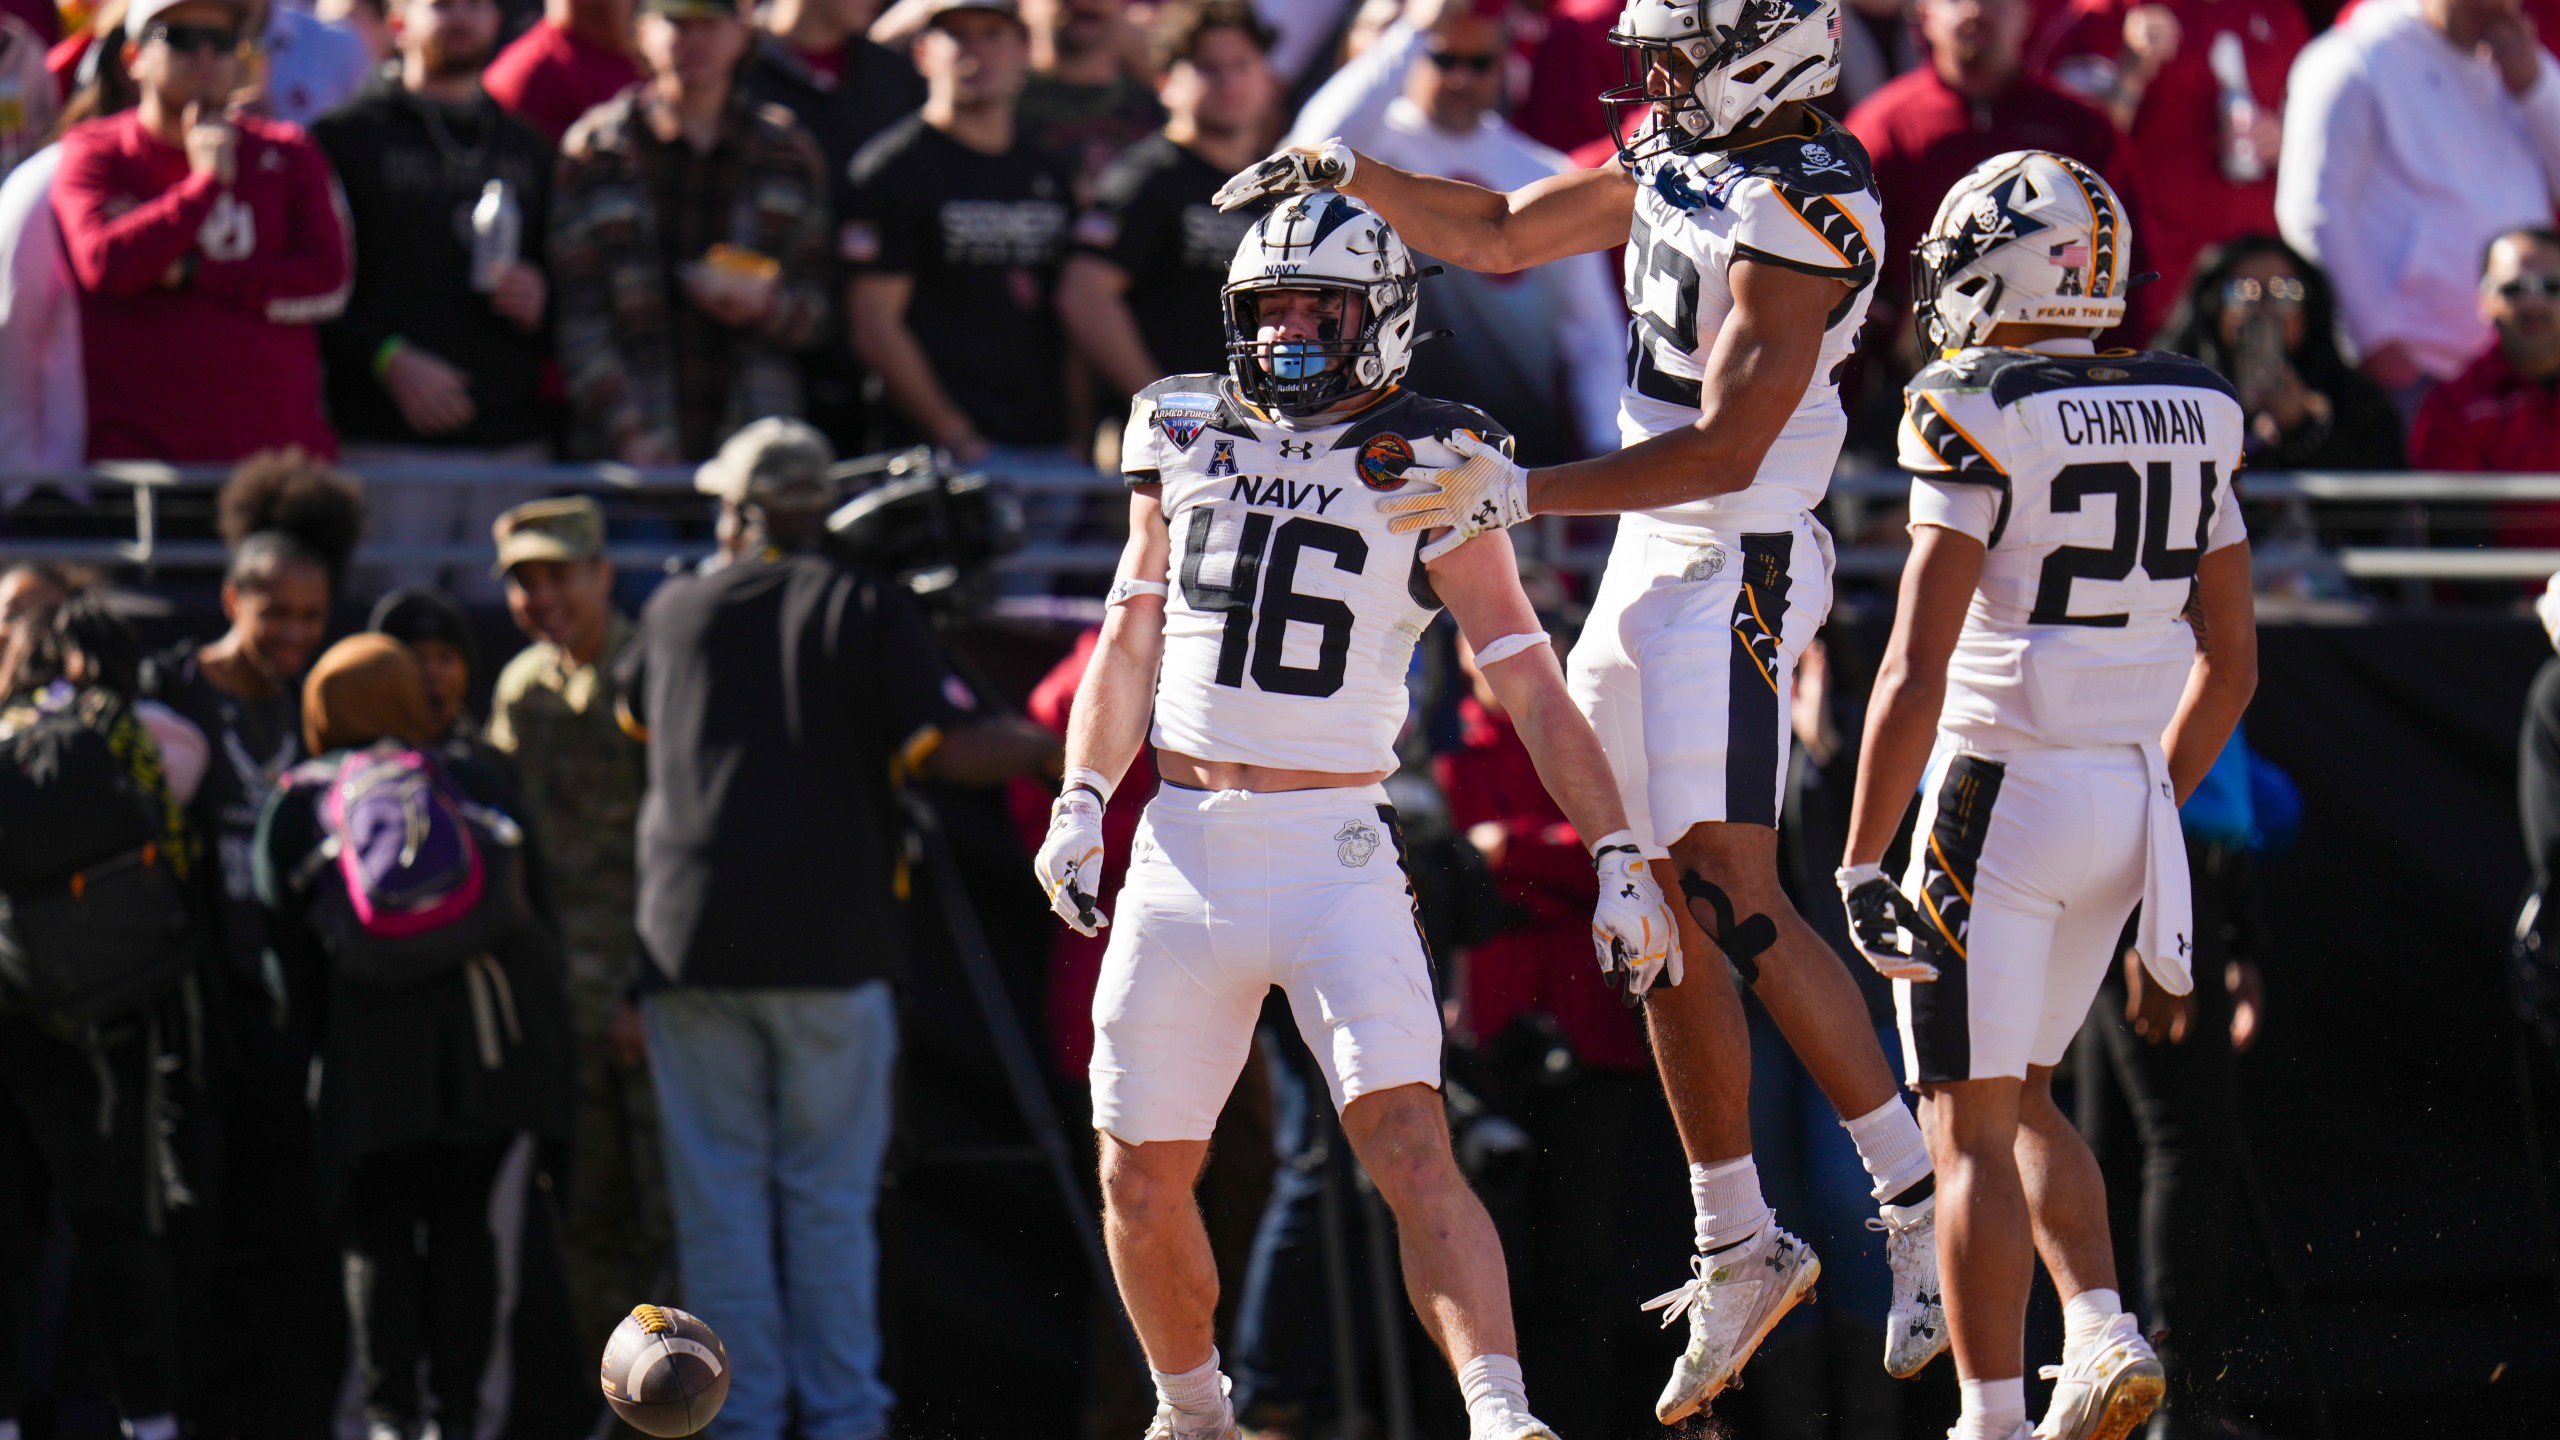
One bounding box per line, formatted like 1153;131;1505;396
293;743;525;987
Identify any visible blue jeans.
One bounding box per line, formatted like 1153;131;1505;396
644;983;899;1440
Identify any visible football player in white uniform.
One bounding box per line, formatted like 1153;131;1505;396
1034;191;1681;1440
1211;0;1945;1419
1837;152;2258;1440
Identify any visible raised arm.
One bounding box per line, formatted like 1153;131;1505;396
1214;143;1635;275
1378;256;1841;543
1429;527;1682;1000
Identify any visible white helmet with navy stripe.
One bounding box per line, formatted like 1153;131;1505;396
1222;190;1425;417
1602;0;1843;162
1912;150;2133;354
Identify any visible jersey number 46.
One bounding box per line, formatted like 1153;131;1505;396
1181;507;1367;697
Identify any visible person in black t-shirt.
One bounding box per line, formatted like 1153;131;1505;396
739;0;926;453
615;418;1056;1440
313;0;556;594
844;0;1074;460
1058;1;1276;396
1015;0;1162;202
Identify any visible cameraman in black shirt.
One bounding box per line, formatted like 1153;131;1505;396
1057;0;1276;396
844;0;1075;462
618;418;1056;1440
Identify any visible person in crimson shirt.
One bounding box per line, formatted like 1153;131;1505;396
482;0;643;143
2031;0;2309;311
54;0;349;462
845;0;1072;460
2415;229;2560;542
1057;0;1275;395
1846;0;2145;321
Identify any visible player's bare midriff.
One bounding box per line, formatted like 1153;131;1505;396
1155;749;1392;794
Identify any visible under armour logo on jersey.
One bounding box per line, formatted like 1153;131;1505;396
1335;821;1381;868
2176;933;2192;956
1277;438;1315;460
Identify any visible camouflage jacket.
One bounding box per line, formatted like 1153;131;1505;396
489;617;642;982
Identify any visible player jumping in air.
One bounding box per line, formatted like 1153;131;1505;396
1213;0;1944;1419
1839;151;2257;1440
1034;192;1681;1440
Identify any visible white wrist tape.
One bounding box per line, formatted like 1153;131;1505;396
1061;765;1114;806
1592;828;1644;859
1472;631;1551;668
1107;577;1170;607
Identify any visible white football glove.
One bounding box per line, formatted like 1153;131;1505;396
1592;834;1683;1006
1035;788;1110;937
1211;139;1356;212
1380;430;1532;560
1836;863;1939;982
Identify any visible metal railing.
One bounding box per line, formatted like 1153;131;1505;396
3;461;2556;591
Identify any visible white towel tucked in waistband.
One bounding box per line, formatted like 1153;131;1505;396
2134;741;2195;996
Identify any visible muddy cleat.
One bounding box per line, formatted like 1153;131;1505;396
1641;1226;1820;1424
2035;1312;2165;1440
1145;1375;1237;1440
1870;1195;1949;1378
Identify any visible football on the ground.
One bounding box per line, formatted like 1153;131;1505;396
601;1304;730;1438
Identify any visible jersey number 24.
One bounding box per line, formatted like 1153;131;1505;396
2031;459;2222;628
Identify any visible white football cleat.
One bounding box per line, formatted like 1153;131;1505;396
1641;1226;1820;1424
1870;1195;1950;1378
1470;1407;1561;1440
2035;1312;2166;1440
1144;1374;1236;1440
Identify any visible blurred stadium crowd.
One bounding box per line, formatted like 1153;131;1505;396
0;1;2557;1440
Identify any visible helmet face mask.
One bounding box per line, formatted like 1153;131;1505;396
1222;192;1423;418
1602;0;1841;166
1912;149;2132;355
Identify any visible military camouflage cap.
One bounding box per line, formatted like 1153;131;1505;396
492;496;607;577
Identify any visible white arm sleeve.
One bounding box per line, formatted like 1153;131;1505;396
1285;20;1426;150
1907;476;2004;544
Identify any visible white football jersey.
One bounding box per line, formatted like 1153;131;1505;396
1898;346;2249;750
1619;116;1883;523
1122;375;1510;773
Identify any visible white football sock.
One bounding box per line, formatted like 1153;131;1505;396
1689;1155;1771;1254
1150;1349;1227;1424
2064;1287;2123;1348
1456;1352;1531;1433
127;1417;179;1440
1955;1376;2026;1439
1843;1096;1934;1203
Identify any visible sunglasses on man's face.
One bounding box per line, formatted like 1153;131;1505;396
2222;276;2306;309
2493;274;2560;301
147;22;243;55
1427;49;1501;74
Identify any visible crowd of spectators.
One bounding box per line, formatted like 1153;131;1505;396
0;0;2541;503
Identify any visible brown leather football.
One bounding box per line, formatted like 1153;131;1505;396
599;1304;730;1438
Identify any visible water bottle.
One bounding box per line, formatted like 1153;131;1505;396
2209;32;2264;185
470;179;520;293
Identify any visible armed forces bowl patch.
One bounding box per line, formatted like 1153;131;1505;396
1357;432;1415;490
1155;391;1219;452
